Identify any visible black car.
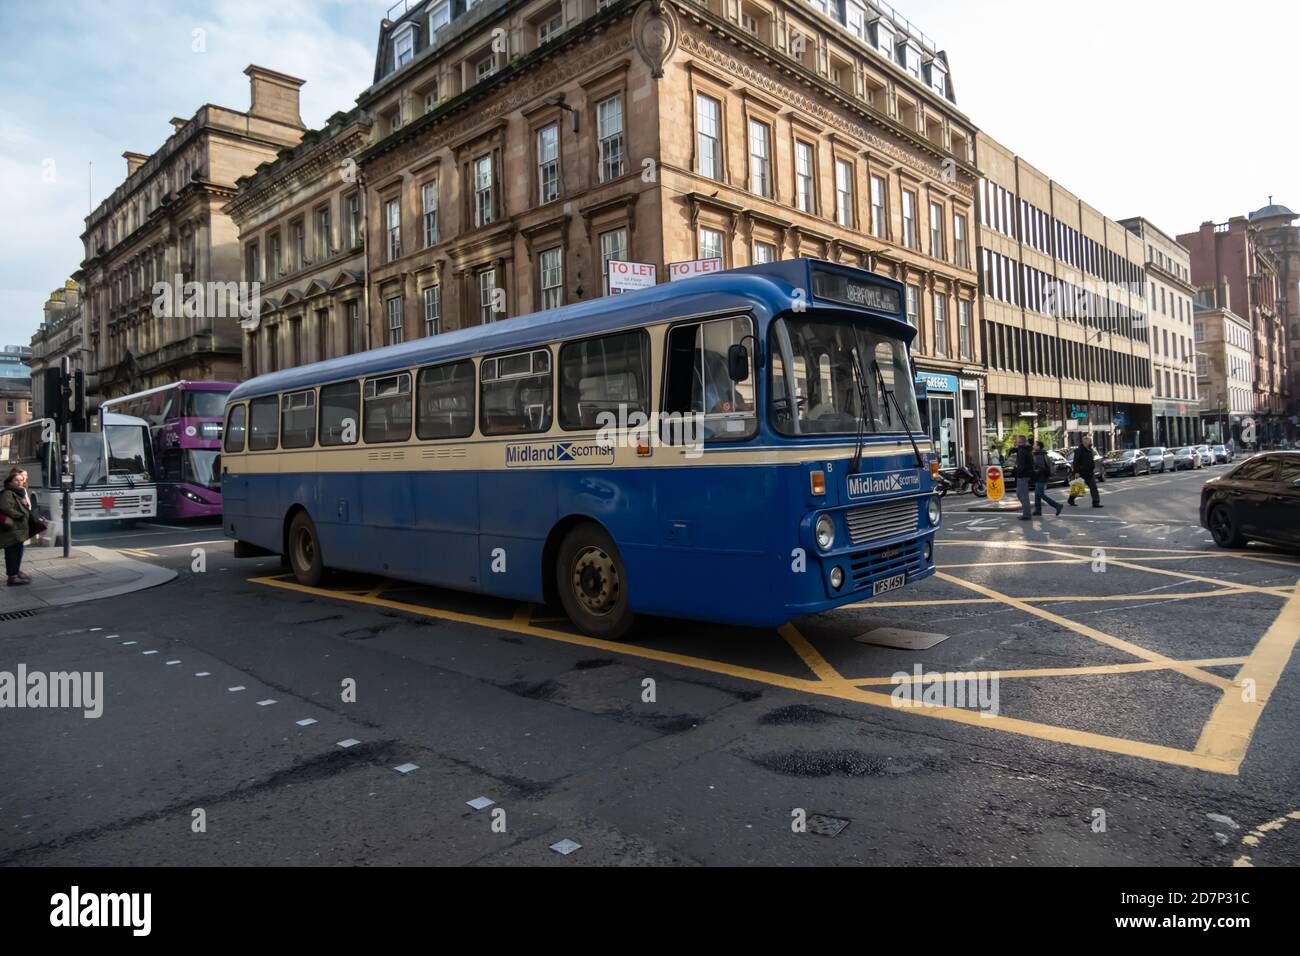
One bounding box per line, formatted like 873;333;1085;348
1200;452;1300;551
1102;448;1151;477
1004;449;1072;489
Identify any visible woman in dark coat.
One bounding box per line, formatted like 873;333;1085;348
1;467;34;586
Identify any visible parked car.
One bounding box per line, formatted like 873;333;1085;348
1200;452;1300;551
1195;444;1216;467
1169;446;1201;470
1212;444;1231;464
1064;447;1106;483
1003;449;1073;489
1103;448;1151;477
1143;447;1171;473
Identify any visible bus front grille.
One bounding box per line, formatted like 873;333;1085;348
848;541;926;591
845;499;918;546
73;495;143;512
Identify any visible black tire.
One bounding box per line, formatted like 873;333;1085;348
556;523;634;640
972;479;987;498
1208;505;1246;549
287;511;325;587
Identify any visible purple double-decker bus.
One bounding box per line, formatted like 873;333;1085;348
115;381;234;520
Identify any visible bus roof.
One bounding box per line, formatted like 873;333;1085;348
230;259;910;402
102;412;149;427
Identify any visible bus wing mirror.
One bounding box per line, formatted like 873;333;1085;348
727;344;750;383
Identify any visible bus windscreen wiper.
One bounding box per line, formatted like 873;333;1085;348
871;360;925;470
847;349;870;475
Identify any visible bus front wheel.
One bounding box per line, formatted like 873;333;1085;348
287;511;325;587
556;523;634;640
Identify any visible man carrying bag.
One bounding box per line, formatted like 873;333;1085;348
1067;434;1102;508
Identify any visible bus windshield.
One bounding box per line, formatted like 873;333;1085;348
770;317;923;436
69;426;150;485
184;389;231;418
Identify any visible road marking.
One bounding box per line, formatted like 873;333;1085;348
248;572;1249;774
934;572;1232;691
848;657;1248;687
1195;580;1300;770
778;623;845;683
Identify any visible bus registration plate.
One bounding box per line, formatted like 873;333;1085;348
873;573;906;596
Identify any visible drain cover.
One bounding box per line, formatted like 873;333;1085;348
0;610;37;622
806;814;850;837
854;627;949;650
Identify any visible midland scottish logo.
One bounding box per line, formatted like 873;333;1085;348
846;470;921;500
505;440;616;467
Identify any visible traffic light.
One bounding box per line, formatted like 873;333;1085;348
43;369;68;427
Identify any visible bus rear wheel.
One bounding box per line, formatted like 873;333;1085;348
556;523;634;640
287;511;325;587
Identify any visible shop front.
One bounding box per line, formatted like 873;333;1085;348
915;371;963;470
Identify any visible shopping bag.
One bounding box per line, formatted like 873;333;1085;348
1069;478;1087;498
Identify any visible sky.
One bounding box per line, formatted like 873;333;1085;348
1;0;1296;349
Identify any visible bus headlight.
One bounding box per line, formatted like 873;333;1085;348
815;514;836;552
927;496;941;527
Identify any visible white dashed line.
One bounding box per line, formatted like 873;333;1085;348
256;699;276;706
394;763;419;774
295;718;317;727
337;738;360;748
165;660;181;665
195;672;211;677
228;686;246;693
142;650;158;655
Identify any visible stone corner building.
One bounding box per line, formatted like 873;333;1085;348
226;106;374;378
78;65;307;401
348;0;981;464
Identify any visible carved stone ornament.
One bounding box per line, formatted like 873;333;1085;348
634;1;678;79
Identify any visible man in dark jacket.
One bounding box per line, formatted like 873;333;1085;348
1068;434;1102;508
1013;434;1034;520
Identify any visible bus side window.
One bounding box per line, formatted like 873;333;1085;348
481;348;552;436
662;315;756;442
280;389;317;449
416;361;475;440
559;330;650;431
363;373;413;444
248;397;279;451
319;381;360;445
224;404;247;453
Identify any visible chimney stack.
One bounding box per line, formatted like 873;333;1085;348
123;151;149;176
244;65;306;129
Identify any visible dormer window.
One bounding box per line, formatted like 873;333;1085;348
924;60;947;97
428;1;450;38
898;39;923;78
870;20;895;60
845;0;866;40
393;24;416;70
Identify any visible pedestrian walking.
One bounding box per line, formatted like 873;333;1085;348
1032;441;1064;517
1;467;35;587
1013;434;1034;521
1067;434;1103;508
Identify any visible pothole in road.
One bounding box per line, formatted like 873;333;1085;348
753;749;888;778
759;704;836;726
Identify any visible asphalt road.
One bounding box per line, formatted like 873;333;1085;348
3;461;1299;866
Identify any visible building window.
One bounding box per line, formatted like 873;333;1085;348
540;247;563;310
423;285;441;336
538;10;564;44
700;227;724;263
385;199;401;261
835;159;854;227
958;299;971;360
268;233;282;278
600;228;627;295
347;193;362;249
429;1;450;36
475;52;497;83
795;141;815;214
537;123;560;203
906;284;920;328
870;174;886;239
386;295;404;345
478;268;499;325
474;155;494;226
422;180;439;247
954;213;968;269
246;241;261;282
315;206;331;261
753;241;776;264
394;29;414;70
424;80;440;114
902;190;918;249
748;119;771;197
696;94;721;180
597;94;624;182
929;201;944;260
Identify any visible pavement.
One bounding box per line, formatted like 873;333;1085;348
2;473;1300;867
0;545;176;614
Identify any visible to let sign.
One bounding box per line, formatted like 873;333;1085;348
608;260;657;295
668;258;723;282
